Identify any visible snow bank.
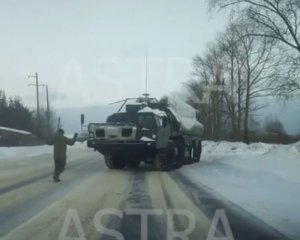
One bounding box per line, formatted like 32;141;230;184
288;141;300;155
180;140;300;239
202;141;275;155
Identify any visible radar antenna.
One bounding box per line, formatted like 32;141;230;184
145;47;148;95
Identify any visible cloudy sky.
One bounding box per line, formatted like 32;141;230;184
0;0;227;109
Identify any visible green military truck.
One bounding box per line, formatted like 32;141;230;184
87;95;204;170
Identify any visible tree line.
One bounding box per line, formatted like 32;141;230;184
0;89;56;138
185;0;300;143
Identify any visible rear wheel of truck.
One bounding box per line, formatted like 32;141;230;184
154;150;165;171
174;140;184;168
104;155;126;169
193;140;202;162
183;145;194;165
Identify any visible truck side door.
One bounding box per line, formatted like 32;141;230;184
155;116;171;149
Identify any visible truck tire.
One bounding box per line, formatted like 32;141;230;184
104;155;126;169
166;142;176;169
154;143;176;171
183;145;194;165
193;141;202;162
154;150;166;171
174;140;184;168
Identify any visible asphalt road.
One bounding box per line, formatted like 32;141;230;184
0;149;291;240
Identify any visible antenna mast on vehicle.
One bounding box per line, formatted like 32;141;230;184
109;47;154;111
143;47;149;101
145;47;148;95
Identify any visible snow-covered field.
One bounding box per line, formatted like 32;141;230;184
180;141;300;240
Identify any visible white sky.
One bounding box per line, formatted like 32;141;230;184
0;0;228;109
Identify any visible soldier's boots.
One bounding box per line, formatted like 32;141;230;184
53;176;61;182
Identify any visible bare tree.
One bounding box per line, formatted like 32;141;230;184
209;0;300;52
187;44;227;140
218;24;246;137
234;23;277;143
208;0;300;95
186;21;277;143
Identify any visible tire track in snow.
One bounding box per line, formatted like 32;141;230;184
155;172;212;240
0;158;103;238
100;167;211;240
1;159;292;240
1;167;131;240
100;168;164;240
0;157;94;195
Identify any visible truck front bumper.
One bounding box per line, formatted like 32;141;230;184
87;139;156;157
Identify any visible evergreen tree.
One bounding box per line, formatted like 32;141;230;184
0;90;33;131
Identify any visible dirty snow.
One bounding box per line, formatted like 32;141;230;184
180;141;300;240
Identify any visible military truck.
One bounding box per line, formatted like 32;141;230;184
87;95;204;170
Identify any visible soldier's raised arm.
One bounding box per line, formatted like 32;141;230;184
66;133;78;146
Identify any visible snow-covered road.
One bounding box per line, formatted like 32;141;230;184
0;141;299;240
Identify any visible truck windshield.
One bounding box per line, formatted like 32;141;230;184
107;113;135;123
138;114;155;129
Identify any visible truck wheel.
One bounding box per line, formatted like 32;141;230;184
154;143;176;171
183;145;193;165
104;155;126;169
193;141;202;163
115;159;126;169
166;142;176;169
174;140;184;168
154;151;165;171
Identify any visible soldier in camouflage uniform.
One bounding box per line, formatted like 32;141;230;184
49;129;78;182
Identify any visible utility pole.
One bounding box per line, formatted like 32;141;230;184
57;117;61;130
43;85;50;135
28;72;41;137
